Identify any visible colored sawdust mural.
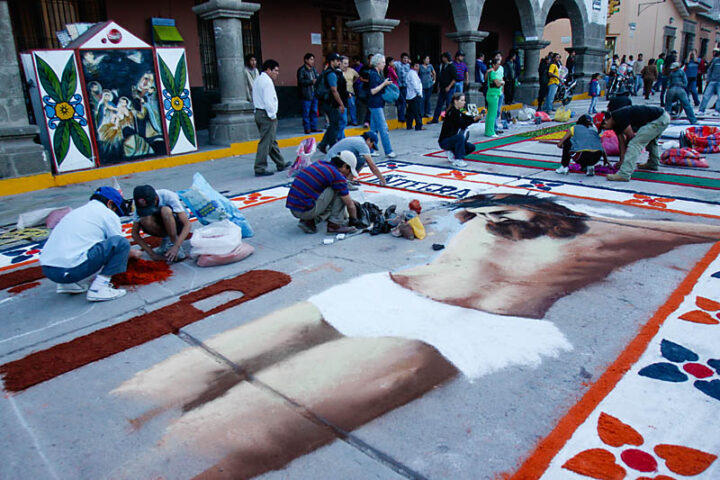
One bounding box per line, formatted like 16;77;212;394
104;192;720;479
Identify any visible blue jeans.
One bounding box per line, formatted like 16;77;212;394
347;94;357;124
439;132;476;160
422;87;432;116
432;88;452;121
545;84;558;111
318;103;341;149
635;74;642;95
396;86;407;122
42;236;130;283
454;83;464;94
666;87;697;124
338;108;347;140
588;96;598;113
687;79;700;105
369;107;393;155
699;81;720;112
496;93;504;128
301;98;318;132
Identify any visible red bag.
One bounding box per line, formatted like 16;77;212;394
684;126;720;153
601;130;620;156
535;111;551;122
660;148;709;168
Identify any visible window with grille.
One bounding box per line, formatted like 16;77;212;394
195;5;261;92
8;0;105;52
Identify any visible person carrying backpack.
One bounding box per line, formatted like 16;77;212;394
316;53;347;154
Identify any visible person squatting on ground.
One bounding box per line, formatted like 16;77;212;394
131;185;190;263
317;53;347;154
39;186;141;302
367;53;395;158
286;151;365;234
698;48;720;116
253;59;289;177
554;114;609;177
596;105;670;182
405;59;424;131
430;52;457;123
484;58;504;138
438;92;482;168
297;53;319;135
665;62;697;124
324;132;387;188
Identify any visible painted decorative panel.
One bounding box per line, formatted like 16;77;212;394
80;48;167;165
32;49;96;173
156;48;197;155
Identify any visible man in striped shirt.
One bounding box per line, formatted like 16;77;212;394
286;151;361;234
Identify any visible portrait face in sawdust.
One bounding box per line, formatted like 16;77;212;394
392;194;720;318
113;194;720;479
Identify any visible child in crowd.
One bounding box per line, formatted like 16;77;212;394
588;73;601;114
131;185;191;263
555;114;609;177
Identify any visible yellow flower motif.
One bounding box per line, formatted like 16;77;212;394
171;97;183;111
55;102;75;120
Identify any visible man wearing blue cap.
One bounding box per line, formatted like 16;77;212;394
40;186;140;302
324;131;387;188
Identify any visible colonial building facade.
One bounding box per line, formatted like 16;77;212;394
1;0;607;178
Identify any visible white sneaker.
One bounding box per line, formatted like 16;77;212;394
586;165;595;177
86;284;127;302
56;282;89;294
451;159;468;168
555;166;569;175
485;134;499;138
386;152;397;158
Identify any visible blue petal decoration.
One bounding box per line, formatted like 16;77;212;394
708;359;720;374
3;250;27;257
694;379;720;401
660;339;699;363
11;255;33;264
638;362;689;382
711;271;720;278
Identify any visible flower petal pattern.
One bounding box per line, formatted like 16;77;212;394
654;444;717;476
562;448;627;480
598;412;644;447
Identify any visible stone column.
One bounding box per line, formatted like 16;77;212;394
193;0;260;145
347;0;399;58
447;31;488;106
0;1;49;179
516;40;550;105
347;1;399;119
573;46;607;93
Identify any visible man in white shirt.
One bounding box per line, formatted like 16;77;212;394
40;186;141;302
405;60;424;131
252;59;288;177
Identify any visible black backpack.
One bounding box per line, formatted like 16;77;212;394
315;69;331;102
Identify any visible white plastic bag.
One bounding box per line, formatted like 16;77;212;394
190;220;243;257
516;106;536;122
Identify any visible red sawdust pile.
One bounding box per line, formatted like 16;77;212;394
112;258;173;287
0;270;291;392
8;281;41;295
0;266;44;291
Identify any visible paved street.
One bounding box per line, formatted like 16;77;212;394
2;96;720;480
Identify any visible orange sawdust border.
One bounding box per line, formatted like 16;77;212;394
506;241;720;479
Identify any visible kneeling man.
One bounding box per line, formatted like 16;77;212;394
286;151;362;234
40;186;140;302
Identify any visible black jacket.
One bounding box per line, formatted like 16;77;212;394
297;65;319;101
439;108;475;142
